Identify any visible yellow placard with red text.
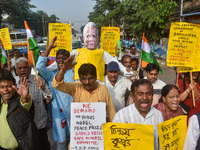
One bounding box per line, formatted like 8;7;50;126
49;23;71;57
101;27;120;56
103;122;154;150
167;22;200;72
157;115;187;150
0;28;12;50
179;43;200;72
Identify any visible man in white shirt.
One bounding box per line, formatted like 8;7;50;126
113;79;163;150
183;112;200;150
144;63;166;105
105;61;132;112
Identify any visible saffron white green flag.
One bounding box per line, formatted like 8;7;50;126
24;21;39;65
0;47;8;65
140;33;162;74
0;38;8;65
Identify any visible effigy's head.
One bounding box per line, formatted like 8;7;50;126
83;22;98;50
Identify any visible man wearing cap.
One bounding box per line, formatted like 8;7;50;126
105;61;132;112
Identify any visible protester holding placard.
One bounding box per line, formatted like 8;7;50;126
52;57;116;122
153;84;184;121
112;79;163;150
36;37;74;150
178;72;200;119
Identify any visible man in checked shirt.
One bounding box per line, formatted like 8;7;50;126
15;57;52;150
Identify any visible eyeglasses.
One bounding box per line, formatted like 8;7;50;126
80;77;96;82
56;57;67;60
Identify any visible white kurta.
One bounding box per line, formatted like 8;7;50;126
113;103;164;150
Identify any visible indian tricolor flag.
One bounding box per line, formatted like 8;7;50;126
24;21;39;65
0;38;7;65
140;33;162;74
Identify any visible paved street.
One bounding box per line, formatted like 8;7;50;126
47;63;176;150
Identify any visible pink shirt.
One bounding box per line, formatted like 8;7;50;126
153;102;184;121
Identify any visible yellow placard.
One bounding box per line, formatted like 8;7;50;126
179;43;200;72
157;115;187;150
75;48;105;82
49;23;71;57
103;122;154;150
0;28;12;50
101;27;120;56
167;22;200;68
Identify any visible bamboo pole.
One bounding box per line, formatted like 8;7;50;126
6;50;11;71
176;67;179;85
190;72;195;107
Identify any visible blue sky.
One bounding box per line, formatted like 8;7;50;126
30;0;96;32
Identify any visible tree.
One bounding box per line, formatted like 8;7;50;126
122;0;177;43
3;0;35;28
88;0;123;31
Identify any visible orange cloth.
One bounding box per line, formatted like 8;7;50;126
52;76;116;121
142;60;148;68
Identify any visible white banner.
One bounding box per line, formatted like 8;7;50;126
70;102;106;150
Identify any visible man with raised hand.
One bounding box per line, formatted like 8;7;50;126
36;37;74;150
52;55;116;122
0;69;42;150
15;57;52;150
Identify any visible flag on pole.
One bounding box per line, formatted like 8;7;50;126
24;21;39;65
0;38;8;65
0;47;8;65
140;33;162;74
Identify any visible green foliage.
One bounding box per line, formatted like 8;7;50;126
2;0;35;28
122;0;177;43
88;0;176;43
88;0;123;32
0;0;59;36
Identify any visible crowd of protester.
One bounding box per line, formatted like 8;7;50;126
0;22;199;150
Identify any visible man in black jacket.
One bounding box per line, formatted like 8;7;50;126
0;69;41;150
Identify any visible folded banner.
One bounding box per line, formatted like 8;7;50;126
103;122;154;150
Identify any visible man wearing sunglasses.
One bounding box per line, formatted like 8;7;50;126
52;56;116;122
36;43;74;150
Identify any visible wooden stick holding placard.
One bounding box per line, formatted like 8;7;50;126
6;50;11;71
176;67;179;85
190;72;195;107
